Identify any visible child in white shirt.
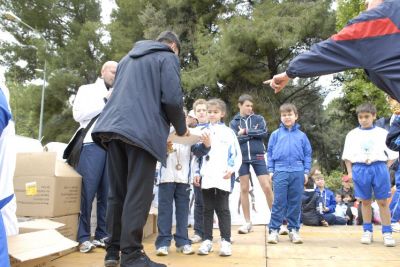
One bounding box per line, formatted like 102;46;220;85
193;99;242;256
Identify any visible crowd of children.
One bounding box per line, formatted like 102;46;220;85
153;96;400;258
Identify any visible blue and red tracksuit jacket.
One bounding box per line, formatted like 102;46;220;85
286;0;400;101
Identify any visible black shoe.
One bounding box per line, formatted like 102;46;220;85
121;251;166;267
104;248;120;267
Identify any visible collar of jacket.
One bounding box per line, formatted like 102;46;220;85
279;122;300;131
233;113;254;120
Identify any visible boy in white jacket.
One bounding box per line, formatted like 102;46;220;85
193;99;242;256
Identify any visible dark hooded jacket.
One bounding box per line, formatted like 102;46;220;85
92;40;186;165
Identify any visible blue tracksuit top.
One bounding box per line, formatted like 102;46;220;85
286;0;400;102
267;123;312;174
315;188;336;214
230;113;268;162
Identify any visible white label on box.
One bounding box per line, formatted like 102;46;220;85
25;182;38;196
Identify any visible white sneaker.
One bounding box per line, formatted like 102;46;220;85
190;234;202;244
391;222;400;233
156;246;169;256
288;230;303;244
79;241;95;253
267;230;279;244
92;237;107;248
361;231;373;245
198;240;213;255
383;233;396;247
176;244;194;255
279;225;289;235
238;222;253;234
219;239;232;256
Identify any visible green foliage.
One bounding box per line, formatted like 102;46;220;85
324;169;344;192
1;0;107;144
336;0;365;30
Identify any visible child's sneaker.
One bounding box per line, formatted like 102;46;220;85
238;222;253;234
360;231;373;244
198;240;213;255
219;239;232;256
176;244;194;255
92;237;107;248
156;246;169;256
79;241;95;253
288;229;303;244
267;230;279;244
190;234;202;244
383;233;396;247
279;225;289;235
391;222;400;233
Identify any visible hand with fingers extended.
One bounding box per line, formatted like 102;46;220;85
200;132;211;148
263;72;290;93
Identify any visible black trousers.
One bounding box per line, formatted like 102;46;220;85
105;140;156;264
202;188;231;242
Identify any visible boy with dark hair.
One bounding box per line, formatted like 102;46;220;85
267;103;312;244
343;103;398;247
230;94;273;234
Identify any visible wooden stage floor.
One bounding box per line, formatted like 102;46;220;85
51;225;400;267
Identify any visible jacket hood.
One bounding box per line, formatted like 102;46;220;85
129;40;174;59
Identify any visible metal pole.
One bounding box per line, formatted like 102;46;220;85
3;12;48;141
38;43;47;141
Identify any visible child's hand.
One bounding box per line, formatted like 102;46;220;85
200;132;211;147
193;176;201;187
238;126;246;136
324;207;330;212
304;174;308;185
223;171;233;179
167;141;174;154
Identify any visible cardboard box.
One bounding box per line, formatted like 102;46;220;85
8;229;78;267
143;208;158;239
49;214;79;241
18;219;65;234
14;152;82;217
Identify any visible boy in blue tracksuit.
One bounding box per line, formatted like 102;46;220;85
229;94;273;234
313;174;347;225
267;103;312;244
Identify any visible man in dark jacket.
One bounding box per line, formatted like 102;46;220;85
264;0;400;102
92;31;188;267
229;94;273;234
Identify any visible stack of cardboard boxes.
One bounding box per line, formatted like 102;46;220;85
13;152;82;241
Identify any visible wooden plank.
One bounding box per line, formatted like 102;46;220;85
50;225;267;267
267;225;400;267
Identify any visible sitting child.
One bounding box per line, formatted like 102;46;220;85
314;174;347;225
302;177;328;226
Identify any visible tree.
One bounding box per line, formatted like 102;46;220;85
1;0;109;143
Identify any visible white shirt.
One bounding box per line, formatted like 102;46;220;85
342;126;398;163
198;123;242;192
73;78;109;143
158;142;192;184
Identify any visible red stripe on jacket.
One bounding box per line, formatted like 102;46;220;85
332;18;400;41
